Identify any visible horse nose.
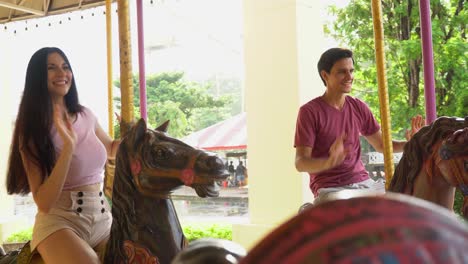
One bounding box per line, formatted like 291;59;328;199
194;152;226;171
197;154;224;169
206;155;224;169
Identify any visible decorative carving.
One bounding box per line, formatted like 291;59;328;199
122;240;160;264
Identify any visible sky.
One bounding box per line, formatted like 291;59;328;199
0;0;348;128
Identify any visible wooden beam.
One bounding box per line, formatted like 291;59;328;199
8;0;25;20
0;1;45;16
43;0;50;15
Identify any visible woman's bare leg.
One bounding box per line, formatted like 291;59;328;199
93;235;109;263
37;229;100;264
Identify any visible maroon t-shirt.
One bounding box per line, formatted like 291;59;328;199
294;96;380;197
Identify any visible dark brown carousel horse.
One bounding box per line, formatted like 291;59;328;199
0;119;232;264
388;116;468;218
104;119;231;263
240;192;468;264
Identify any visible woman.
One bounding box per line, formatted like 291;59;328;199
6;47;119;263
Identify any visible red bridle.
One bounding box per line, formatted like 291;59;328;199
130;153;202;198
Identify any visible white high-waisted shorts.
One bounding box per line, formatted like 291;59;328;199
31;190;112;252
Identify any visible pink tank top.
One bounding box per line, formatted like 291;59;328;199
51;107;107;190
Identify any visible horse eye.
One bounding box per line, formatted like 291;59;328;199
151;148;166;160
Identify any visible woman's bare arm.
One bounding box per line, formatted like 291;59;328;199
21;143;74;213
24;104;77;213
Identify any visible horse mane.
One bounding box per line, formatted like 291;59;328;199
105;139;137;262
389;116;467;193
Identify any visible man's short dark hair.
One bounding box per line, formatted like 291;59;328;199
317;48;354;86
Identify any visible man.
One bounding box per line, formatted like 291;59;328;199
235;161;247;187
294;48;423;204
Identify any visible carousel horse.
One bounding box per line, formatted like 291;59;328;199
104;118;231;263
388;116;468;218
240;192;468;264
0;119;234;264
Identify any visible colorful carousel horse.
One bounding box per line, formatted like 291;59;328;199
0;119;236;264
388;116;468;218
240;192;468;264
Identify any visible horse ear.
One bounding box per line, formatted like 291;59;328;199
155;120;170;133
132;118;147;147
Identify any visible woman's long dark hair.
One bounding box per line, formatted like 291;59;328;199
6;47;82;194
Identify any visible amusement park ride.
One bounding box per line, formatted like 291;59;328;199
0;0;467;263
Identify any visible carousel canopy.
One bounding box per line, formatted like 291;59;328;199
0;0;109;24
182;112;246;151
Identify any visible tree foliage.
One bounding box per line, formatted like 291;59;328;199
326;0;467;138
113;72;241;138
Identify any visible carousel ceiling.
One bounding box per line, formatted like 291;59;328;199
0;0;111;24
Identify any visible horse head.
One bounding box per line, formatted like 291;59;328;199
438;125;468;217
122;118;230;198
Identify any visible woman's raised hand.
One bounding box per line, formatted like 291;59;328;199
53;104;77;150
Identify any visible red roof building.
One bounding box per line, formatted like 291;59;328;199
182;112;246;151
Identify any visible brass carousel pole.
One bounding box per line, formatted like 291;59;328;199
371;0;394;188
106;0;114;138
105;0;134;199
117;0;134;136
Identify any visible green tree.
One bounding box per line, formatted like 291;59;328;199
147;101;188;137
326;0;467;138
114;72;239;138
203;75;243;116
189;107;233;132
